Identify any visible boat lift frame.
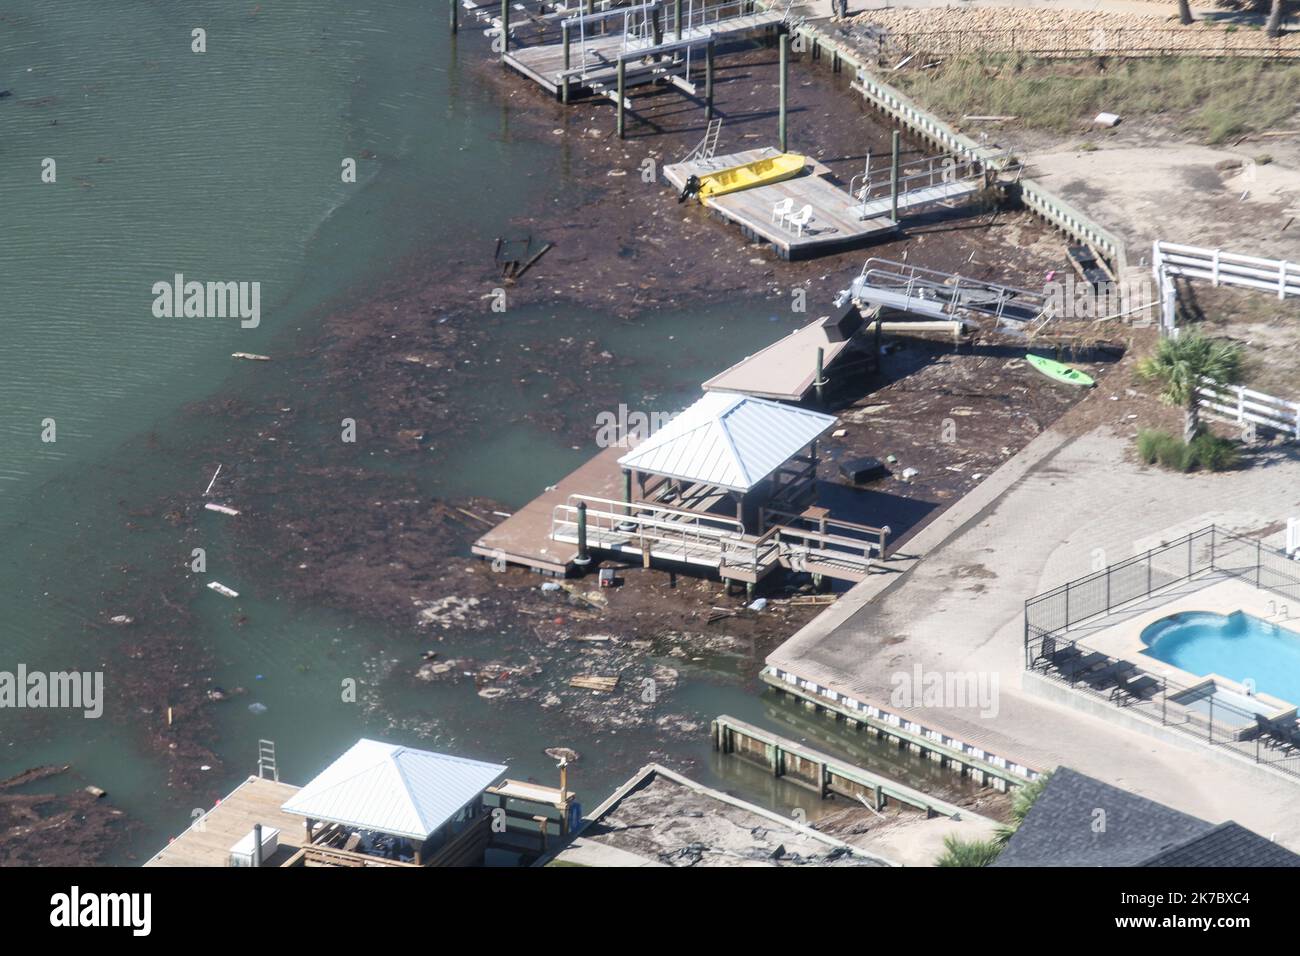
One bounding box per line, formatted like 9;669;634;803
837;257;1052;332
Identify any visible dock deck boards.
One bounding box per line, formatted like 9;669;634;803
145;776;304;867
472;444;629;575
503;11;784;95
665;149;898;260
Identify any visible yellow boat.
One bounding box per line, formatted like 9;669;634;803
696;152;806;201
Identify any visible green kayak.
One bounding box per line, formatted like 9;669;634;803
1026;354;1095;388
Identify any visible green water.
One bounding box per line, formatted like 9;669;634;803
0;1;981;864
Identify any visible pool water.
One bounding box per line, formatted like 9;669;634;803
1141;610;1300;705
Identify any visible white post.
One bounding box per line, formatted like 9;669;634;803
1288;518;1300;558
1280;259;1288;301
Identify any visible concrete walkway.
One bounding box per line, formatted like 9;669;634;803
768;423;1300;846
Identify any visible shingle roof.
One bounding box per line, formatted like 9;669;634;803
1142;822;1300;868
280;739;507;841
616;392;835;493
993;767;1212;868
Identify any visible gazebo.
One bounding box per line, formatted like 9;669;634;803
616;391;836;531
280;739;507;867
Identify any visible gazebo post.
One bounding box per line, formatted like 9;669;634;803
618;469;635;531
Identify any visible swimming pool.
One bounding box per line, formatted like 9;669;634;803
1141;610;1300;705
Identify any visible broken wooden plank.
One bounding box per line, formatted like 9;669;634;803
569;674;621;692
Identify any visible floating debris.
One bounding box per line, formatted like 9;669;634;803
207;581;239;598
204;502;240;516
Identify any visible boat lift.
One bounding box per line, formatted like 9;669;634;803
835;257;1052;333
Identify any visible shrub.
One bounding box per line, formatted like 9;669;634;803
1137;429;1238;472
935;834;1002;867
1190;432;1239;471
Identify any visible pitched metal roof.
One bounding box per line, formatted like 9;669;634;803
616;392;835;493
280;739;507;841
702;308;863;402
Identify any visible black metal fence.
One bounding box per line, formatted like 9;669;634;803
1024;525;1300;779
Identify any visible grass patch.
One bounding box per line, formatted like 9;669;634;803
891;56;1300;143
1137;429;1238;472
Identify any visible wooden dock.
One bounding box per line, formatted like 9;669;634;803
145;776;305;867
502;9;784;98
471;444;629;575
664;149;898;260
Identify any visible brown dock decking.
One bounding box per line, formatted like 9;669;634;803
664;149;899;260
144;777;305;867
471;444;629;575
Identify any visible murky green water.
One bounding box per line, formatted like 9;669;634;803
0;1;983;864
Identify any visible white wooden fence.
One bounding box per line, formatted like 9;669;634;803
1153;240;1300;333
1197;376;1300;440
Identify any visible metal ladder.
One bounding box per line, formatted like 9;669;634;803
258;739;279;782
682;118;722;165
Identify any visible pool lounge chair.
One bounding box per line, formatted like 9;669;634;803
1255;713;1300;753
1034;635;1081;673
1079;659;1130;694
1062;651;1109;684
1111;671;1161;706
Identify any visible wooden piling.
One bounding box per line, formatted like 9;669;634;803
815;346;825;405
617;59;626;139
778;32;789;153
674;0;683;40
500;0;509;59
450;0;458;34
890;129;900;221
705;40;715;119
562;23;571;103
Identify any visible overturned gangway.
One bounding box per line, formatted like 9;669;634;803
836;257;1051;332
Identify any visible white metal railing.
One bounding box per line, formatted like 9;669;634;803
839;257;1050;329
1288;518;1299;558
1152;240;1300;334
1196;376;1300;441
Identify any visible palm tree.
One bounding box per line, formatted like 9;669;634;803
935;834;1002;867
1267;0;1287;37
994;770;1053;847
1137;332;1245;441
1177;0;1194;25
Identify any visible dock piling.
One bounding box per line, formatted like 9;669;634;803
450;0;458;34
575;501;592;567
705;40;715;119
778;32;789;153
815;346;825;405
562;23;571;103
890;129;900;221
616;59;626;139
674;0;683;40
500;0;509;59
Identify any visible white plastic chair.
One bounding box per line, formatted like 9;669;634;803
771;197;794;224
787;204;813;236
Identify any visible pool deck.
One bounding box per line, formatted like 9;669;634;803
1071;576;1300;715
764;421;1300;849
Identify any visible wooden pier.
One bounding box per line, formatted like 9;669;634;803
665;149;899;260
471;444;629;575
145;777;306;867
498;3;784;99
